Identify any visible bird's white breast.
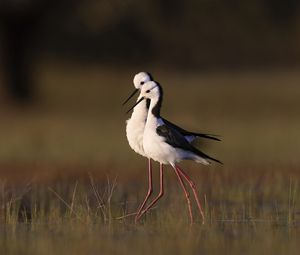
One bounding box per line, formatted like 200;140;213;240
143;117;179;165
126;99;148;157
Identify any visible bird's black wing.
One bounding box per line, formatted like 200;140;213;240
161;118;221;141
156;124;222;164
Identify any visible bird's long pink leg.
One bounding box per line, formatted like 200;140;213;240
176;165;205;223
173;165;193;225
137;163;164;221
135;158;153;223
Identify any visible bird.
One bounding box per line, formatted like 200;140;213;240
124;72;153;223
126;80;222;224
124;72;220;223
124;72;220;143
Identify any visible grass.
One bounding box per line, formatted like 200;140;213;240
0;60;300;254
0;168;299;255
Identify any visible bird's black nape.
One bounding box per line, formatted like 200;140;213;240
151;82;163;117
146;99;151;109
145;72;154;81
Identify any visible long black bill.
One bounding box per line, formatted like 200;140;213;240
122;89;139;105
126;97;145;114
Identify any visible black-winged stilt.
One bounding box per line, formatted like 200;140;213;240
124;72;220;223
126;80;222;224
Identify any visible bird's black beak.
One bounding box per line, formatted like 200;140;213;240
122;89;139;105
126;97;145;114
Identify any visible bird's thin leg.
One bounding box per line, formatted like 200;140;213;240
173;165;193;225
137;163;164;221
176;165;205;223
135;158;153;223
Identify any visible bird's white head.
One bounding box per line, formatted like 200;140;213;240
140;81;161;100
133;72;152;89
126;81;162;114
123;72;153;106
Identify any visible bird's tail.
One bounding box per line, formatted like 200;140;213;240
194;156;211;165
193;148;223;165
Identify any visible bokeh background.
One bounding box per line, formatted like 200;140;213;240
0;1;300;254
0;0;299;178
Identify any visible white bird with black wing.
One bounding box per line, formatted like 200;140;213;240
124;72;220;223
126;80;222;224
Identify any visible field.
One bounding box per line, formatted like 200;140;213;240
0;61;300;254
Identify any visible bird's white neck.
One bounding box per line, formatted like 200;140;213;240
146;95;162;126
130;95;148;121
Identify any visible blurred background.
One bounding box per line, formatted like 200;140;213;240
0;0;300;182
1;2;300;254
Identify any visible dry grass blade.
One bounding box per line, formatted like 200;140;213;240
48;187;82;221
69;181;78;217
88;173;107;221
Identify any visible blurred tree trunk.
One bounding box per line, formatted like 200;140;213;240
265;0;300;25
1;14;34;103
0;1;61;104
